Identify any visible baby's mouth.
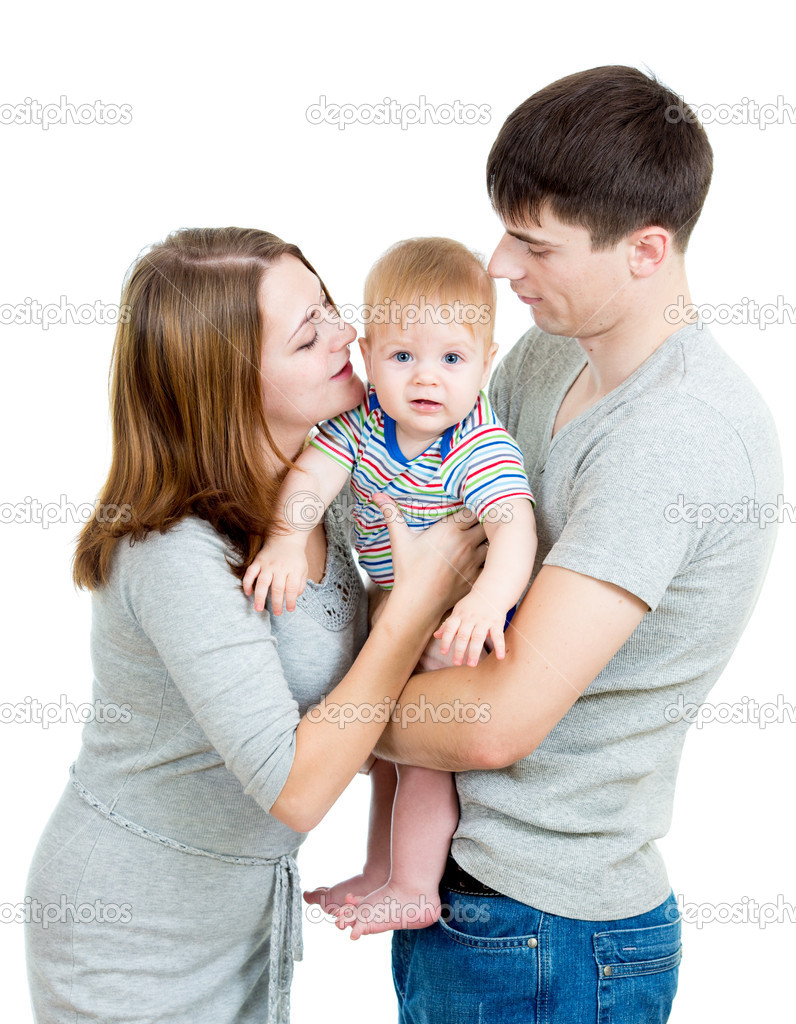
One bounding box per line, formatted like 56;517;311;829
410;399;443;411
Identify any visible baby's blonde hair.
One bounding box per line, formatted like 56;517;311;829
363;237;496;350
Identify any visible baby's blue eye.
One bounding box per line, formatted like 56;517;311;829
443;353;461;364
393;351;412;362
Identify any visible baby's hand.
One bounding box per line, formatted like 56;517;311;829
433;592;507;668
242;539;309;615
417;626;490;673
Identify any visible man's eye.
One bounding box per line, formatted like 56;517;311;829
524;245;549;259
443;353;461;364
393;351;412;362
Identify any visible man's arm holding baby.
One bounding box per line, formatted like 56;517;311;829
374;564;647;771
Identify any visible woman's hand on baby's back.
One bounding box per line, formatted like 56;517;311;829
373;494;486;620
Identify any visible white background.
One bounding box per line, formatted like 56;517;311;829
1;2;793;1021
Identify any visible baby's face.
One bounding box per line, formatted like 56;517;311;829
361;316;496;441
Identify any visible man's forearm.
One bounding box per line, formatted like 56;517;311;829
373;657;508;771
374;566;649;772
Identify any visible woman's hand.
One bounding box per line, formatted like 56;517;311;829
372;494;487;621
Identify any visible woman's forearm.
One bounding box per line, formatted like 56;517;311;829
271;494;487;831
269;586;440;832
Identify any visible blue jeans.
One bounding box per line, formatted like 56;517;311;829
392;888;681;1023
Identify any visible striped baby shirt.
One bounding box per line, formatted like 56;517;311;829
309;386;535;588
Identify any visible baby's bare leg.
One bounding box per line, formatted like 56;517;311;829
337;764;459;939
303;757;396;912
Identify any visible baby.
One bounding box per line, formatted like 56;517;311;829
245;237;537;937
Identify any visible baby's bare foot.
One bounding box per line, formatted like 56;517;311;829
303;870;388;914
335;881;441;940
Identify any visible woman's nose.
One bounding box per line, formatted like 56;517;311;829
325;316;357;350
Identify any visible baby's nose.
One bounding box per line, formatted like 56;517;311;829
414;365;438;385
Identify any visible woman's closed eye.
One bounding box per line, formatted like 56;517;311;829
300;298;338;351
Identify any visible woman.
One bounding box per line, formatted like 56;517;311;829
25;227;484;1024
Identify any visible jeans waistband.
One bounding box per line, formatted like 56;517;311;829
440;855;505;897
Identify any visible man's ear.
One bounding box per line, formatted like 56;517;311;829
627;227;671;278
358;336;372;379
480;342;499;388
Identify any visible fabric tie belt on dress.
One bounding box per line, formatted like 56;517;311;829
69;764;303;1024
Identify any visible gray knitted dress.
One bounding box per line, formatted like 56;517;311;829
25;507;367;1024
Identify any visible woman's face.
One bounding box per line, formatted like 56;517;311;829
259;256;364;449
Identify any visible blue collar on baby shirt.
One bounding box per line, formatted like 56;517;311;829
369;388;456;465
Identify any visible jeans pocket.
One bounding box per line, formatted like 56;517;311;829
593;916;682;1024
438;894;538;950
391;894;540;1023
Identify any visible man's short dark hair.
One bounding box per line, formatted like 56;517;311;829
487;65;713;252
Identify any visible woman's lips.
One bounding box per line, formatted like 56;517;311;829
331;360;353;381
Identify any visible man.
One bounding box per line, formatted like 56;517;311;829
375;65;782;1023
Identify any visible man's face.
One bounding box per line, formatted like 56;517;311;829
488;208;635;340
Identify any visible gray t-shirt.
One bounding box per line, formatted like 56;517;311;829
73;502;368;858
451;322;782;919
30;503;367;1024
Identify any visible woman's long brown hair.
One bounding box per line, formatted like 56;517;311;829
73;227;329;590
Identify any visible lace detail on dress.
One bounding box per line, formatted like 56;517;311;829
296;500;362;631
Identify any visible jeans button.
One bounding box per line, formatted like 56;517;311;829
603;966;612;977
527;937;538;948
